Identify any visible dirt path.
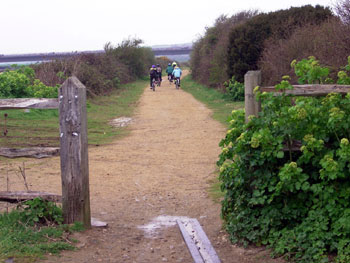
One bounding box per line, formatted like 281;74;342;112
1;73;283;263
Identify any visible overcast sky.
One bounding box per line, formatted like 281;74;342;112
1;0;335;54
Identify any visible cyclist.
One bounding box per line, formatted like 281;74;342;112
172;65;182;87
156;64;162;83
172;61;177;69
149;65;157;89
166;63;174;82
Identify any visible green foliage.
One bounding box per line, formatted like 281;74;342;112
224;76;244;101
0;199;82;261
0;69;32;98
0;66;58;98
104;38;155;79
26;79;58;98
31;38;155;97
19;198;63;225
227;5;333;82
218;58;350;262
190;11;258;87
291;56;331;84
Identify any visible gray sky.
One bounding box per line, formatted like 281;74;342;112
1;0;334;54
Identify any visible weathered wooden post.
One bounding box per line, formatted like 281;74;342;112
244;70;261;123
59;76;91;228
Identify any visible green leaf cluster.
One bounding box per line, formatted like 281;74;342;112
224;76;244;101
291;56;331;84
0;66;58;98
20;198;63;225
218;58;350;262
0;199;83;261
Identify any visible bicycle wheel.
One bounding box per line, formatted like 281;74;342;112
152;79;155;91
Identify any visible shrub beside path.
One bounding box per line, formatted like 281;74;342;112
1;71;283;262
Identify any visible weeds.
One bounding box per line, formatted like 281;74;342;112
0;198;83;262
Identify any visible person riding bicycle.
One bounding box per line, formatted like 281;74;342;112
149;65;157;88
156;64;162;82
172;65;182;87
166;63;174;82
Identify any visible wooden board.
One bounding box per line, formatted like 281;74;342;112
0;191;61;203
177;219;204;263
0;98;59;109
177;219;221;263
260;84;350;96
0;147;59;158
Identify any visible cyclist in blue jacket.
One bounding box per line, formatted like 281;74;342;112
172;66;182;87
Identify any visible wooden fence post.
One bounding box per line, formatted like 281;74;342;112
244;70;261;123
59;76;91;228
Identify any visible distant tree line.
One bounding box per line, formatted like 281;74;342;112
190;2;350;88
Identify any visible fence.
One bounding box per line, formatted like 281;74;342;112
0;76;91;228
244;70;350;122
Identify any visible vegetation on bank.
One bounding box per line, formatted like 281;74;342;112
190;0;350;90
0;78;148;148
32;38;155;97
218;57;350;262
0;198;83;263
0;38;155;148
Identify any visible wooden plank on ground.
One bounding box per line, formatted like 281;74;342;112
0;191;61;203
0;147;59;158
0;98;59;109
177;219;204;263
260;84;350;96
177;219;221;263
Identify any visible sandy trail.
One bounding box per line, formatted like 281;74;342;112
0;73;282;263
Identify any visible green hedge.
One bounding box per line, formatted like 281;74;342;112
218;57;350;262
227;5;332;82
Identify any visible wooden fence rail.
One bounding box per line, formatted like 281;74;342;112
0;76;91;228
244;70;350;122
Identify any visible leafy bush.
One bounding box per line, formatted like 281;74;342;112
20;197;63;225
190;11;258;87
0;66;57;98
227;5;332;82
218;58;350;262
223;76;244;101
0;199;84;261
26;79;58;98
31;38;155;97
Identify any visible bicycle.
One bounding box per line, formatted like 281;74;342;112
156;77;161;87
174;77;180;89
151;78;156;91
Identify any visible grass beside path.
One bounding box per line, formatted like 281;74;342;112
0;79;148;148
181;74;244;202
181;75;243;127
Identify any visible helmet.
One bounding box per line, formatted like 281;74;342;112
152;65;156;68
156;64;160;67
168;63;171;66
172;62;177;66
